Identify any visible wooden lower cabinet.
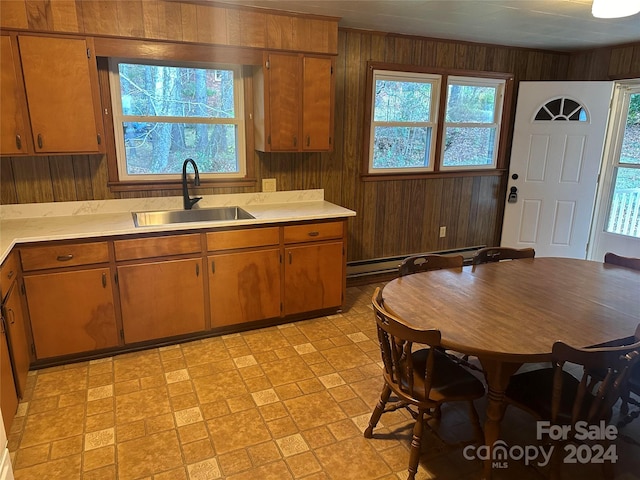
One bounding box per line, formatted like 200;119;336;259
1;282;30;397
24;268;119;359
208;249;281;327
284;241;343;316
118;258;206;343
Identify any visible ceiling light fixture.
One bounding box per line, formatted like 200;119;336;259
592;0;640;18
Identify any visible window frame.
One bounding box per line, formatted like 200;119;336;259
367;70;441;174
362;62;513;180
440;75;506;171
108;58;247;183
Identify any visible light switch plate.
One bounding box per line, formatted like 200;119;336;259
262;178;276;192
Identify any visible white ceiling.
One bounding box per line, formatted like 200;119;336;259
218;0;640;52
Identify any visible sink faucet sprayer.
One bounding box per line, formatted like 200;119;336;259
182;158;202;210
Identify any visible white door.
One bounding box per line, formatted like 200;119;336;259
501;81;613;258
589;81;640;261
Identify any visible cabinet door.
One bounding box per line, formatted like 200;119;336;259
0;35;30;155
284;241;343;316
18;35;103;154
2;282;30;398
0;329;18;434
302;56;333;151
118;258;206;343
209;249;281;327
24;268;119;359
267;53;301;151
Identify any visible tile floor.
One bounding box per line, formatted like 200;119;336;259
7;283;640;480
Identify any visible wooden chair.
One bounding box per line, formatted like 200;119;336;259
504;332;640;478
398;254;464;277
365;287;485;480
471;246;535;265
604;252;640;271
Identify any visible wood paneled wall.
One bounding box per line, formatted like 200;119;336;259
262;30;573;261
2;14;640;262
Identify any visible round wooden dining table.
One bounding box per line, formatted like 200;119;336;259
381;257;640;478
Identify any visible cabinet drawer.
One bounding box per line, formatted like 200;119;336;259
207;227;279;251
283;221;343;244
1;252;19;297
21;241;109;271
114;234;201;261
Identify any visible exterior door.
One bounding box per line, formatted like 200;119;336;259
589;81;640;261
501;81;613;258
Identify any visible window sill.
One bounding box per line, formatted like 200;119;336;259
108;177;257;193
360;169;506;181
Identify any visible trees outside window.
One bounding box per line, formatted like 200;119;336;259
109;60;246;182
364;65;510;177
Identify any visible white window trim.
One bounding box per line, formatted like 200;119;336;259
368;70;441;174
439;75;506;171
108;58;247;182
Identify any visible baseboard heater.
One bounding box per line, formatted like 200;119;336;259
346;245;486;281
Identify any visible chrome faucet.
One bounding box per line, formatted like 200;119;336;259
182;158;202;210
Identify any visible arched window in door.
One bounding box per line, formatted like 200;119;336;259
534;97;588;121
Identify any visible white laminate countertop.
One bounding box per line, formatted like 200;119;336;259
0;189;356;263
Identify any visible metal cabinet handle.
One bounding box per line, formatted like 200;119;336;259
37;134;43;149
196;263;200;277
289;251;292;264
6;270;14;280
97;134;102;145
211;261;215;274
7;309;15;325
308;231;319;237
15;134;22;150
101;272;107;288
307;136;310;147
57;254;74;261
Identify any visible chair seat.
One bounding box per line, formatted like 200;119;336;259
506;368;594;424
400;348;486;403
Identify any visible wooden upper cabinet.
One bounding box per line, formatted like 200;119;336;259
6;34;105;155
254;52;335;152
0;35;31;155
302;56;334;152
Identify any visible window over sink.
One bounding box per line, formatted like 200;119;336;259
108;59;247;183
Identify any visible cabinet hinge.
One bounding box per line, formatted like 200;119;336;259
331;65;333;75
280;302;283;313
31;343;36;355
266;60;270;69
120;329;125;340
267;135;271;145
86;47;91;59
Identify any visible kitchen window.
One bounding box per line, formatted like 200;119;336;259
363;63;511;178
109;59;246;182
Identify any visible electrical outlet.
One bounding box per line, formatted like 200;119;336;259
262;178;276;192
439;226;446;238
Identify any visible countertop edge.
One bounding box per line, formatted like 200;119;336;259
0;195;356;264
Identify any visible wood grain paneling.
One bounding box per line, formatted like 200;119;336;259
2;6;639;264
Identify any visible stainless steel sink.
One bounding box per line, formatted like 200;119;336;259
132;206;255;227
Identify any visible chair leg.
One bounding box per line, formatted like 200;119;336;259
364;384;392;438
407;408;426;480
